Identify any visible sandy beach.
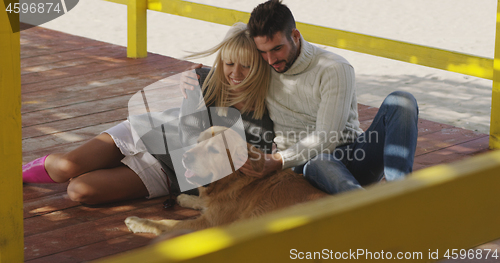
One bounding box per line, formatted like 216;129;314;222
39;0;496;134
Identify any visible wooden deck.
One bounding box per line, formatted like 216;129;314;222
21;25;493;262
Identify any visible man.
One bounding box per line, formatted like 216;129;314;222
241;0;419;194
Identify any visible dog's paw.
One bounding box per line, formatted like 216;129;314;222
177;194;205;210
125;216;161;235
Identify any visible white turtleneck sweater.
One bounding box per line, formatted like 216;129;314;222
268;37;363;169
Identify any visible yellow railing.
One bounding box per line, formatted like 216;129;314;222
106;0;499;149
491;8;500;149
0;1;24;262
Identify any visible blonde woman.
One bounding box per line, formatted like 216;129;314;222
22;23;274;205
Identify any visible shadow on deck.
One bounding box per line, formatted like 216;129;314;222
21;24;493;262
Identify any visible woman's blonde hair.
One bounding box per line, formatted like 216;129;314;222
185;22;270;119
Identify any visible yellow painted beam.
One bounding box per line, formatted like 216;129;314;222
491;0;500;149
298;22;494;80
127;0;147;58
95;150;500;263
105;0;493;80
0;1;24;262
147;0;250;27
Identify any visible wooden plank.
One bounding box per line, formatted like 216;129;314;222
25;234;153;263
415;129;487;156
22;108;128;138
22;94;130;126
24;204;199;261
358;104;460;133
21;39;107;59
0;1;24;262
20;24;105;44
25;213;143;261
23;183;70;201
414;136;491;170
22;76;150;112
21;94;183;129
21;48;129;75
356;104;378;121
355;105;489;171
20;26;109;59
22;121;123;153
417;119;456;136
23;192;80;219
21;56;191;93
23;198;166;236
26;202;201;263
20;45;127;68
22;57;164;85
357;105;457;137
21;77;182;114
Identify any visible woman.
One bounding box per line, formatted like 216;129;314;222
22;23;273;205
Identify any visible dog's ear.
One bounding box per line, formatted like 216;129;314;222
247;144;265;173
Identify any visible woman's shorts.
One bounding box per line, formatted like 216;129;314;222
103;121;169;198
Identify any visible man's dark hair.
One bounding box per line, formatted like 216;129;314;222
248;0;296;41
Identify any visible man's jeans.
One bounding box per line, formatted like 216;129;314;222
294;91;419;194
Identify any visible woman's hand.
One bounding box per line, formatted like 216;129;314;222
180;64;203;98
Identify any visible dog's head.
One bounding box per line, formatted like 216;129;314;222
182;126;253;186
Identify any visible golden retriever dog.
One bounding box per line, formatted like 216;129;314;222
125;126;327;235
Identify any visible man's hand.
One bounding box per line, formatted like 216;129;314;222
238;152;283;178
180;64;203;99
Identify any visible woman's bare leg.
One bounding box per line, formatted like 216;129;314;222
38;132;150;204
67;165;149;205
45;133;125;183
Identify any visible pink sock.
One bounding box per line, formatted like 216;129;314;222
22;155;56;183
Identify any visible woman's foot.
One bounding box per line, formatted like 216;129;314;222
22;155;56;183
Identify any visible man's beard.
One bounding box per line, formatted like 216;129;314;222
273;40;299;73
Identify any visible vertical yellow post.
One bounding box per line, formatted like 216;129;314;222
491;0;500;149
128;0;147;58
0;0;24;262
